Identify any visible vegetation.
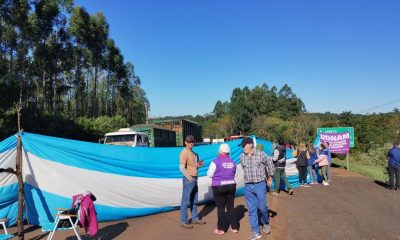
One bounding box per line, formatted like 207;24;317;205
1;1;399;180
0;0;148;140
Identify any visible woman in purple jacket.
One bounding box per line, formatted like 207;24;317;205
207;143;238;235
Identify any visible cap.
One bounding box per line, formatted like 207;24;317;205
238;137;253;147
185;135;195;143
219;143;230;153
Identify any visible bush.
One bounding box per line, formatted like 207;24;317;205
355;143;391;168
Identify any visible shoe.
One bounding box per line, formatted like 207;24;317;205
299;184;304;187
214;229;225;235
262;224;271;234
249;232;262;240
192;219;206;225
270;192;279;197
181;223;193;229
288;189;294;195
323;182;329;186
231;229;239;233
304;184;311;188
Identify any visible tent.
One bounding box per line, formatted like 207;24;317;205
0;132;299;227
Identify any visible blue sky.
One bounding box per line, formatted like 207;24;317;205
75;0;400;117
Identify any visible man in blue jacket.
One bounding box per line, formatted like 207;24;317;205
388;142;400;190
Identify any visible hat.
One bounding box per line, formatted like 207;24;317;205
219;143;230;153
185;135;195;143
238;137;253;147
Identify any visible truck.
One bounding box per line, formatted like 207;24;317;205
103;125;176;147
104;128;149;147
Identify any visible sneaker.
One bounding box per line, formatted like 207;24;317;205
181;223;193;229
270;192;279;197
299;184;304;187
288;189;294;195
214;229;225;235
324;182;330;186
262;224;271;234
192;219;206;225
231;229;239;233
249;232;262;240
304;184;311;188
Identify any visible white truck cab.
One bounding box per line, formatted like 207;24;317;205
104;128;149;147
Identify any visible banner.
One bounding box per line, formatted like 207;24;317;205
319;131;350;154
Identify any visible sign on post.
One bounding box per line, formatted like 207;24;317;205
317;127;354;147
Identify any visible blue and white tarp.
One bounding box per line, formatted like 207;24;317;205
0;132;298;227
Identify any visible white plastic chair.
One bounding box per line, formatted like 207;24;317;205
0;218;14;240
42;208;82;240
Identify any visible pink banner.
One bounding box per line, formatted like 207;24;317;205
319;131;350;154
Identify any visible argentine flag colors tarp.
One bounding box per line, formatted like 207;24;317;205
0;132;298;227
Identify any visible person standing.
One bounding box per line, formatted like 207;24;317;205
207;143;238;235
387;142;400;190
179;135;206;229
314;144;330;186
324;142;332;183
307;144;318;184
239;137;275;240
294;142;310;187
271;139;294;197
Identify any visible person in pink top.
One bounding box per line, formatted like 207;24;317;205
314;144;330;186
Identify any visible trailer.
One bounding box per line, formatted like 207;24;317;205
149;119;202;146
131;124;176;147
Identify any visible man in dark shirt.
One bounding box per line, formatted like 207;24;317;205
388;142;400;190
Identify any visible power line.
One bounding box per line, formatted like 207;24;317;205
357;99;400;114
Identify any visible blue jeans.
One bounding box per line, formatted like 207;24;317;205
245;181;269;234
180;177;199;224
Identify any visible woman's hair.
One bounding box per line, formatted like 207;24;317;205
308;144;316;154
299;142;306;150
319;143;326;150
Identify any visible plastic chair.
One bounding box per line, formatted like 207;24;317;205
41;208;82;240
0;218;14;240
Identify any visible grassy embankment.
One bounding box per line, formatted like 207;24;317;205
333;158;387;183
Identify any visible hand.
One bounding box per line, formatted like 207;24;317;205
266;178;272;187
187;176;194;183
198;160;204;167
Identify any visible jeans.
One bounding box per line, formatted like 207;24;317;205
212;184;238;230
245;181;269;235
180;177;199;224
320;166;328;182
327;162;332;182
388;165;400;190
273;168;292;192
308;166;317;182
297;166;307;185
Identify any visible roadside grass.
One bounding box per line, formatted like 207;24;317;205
333;158;388;183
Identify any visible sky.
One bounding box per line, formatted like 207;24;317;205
75;0;400;117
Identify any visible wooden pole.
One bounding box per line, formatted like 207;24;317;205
346;153;350;171
16;134;25;240
16;104;25;239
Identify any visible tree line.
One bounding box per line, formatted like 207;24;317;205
0;0;148;141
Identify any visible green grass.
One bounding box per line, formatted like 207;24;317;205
333;158;388;183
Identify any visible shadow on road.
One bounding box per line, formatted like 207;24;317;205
374;180;389;189
198;203;215;219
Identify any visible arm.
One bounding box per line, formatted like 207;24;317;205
179;151;193;182
207;162;216;178
273;149;279;161
180;164;193;182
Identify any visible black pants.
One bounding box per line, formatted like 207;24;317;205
388;165;400;190
212;184;238;231
297;166;308;184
